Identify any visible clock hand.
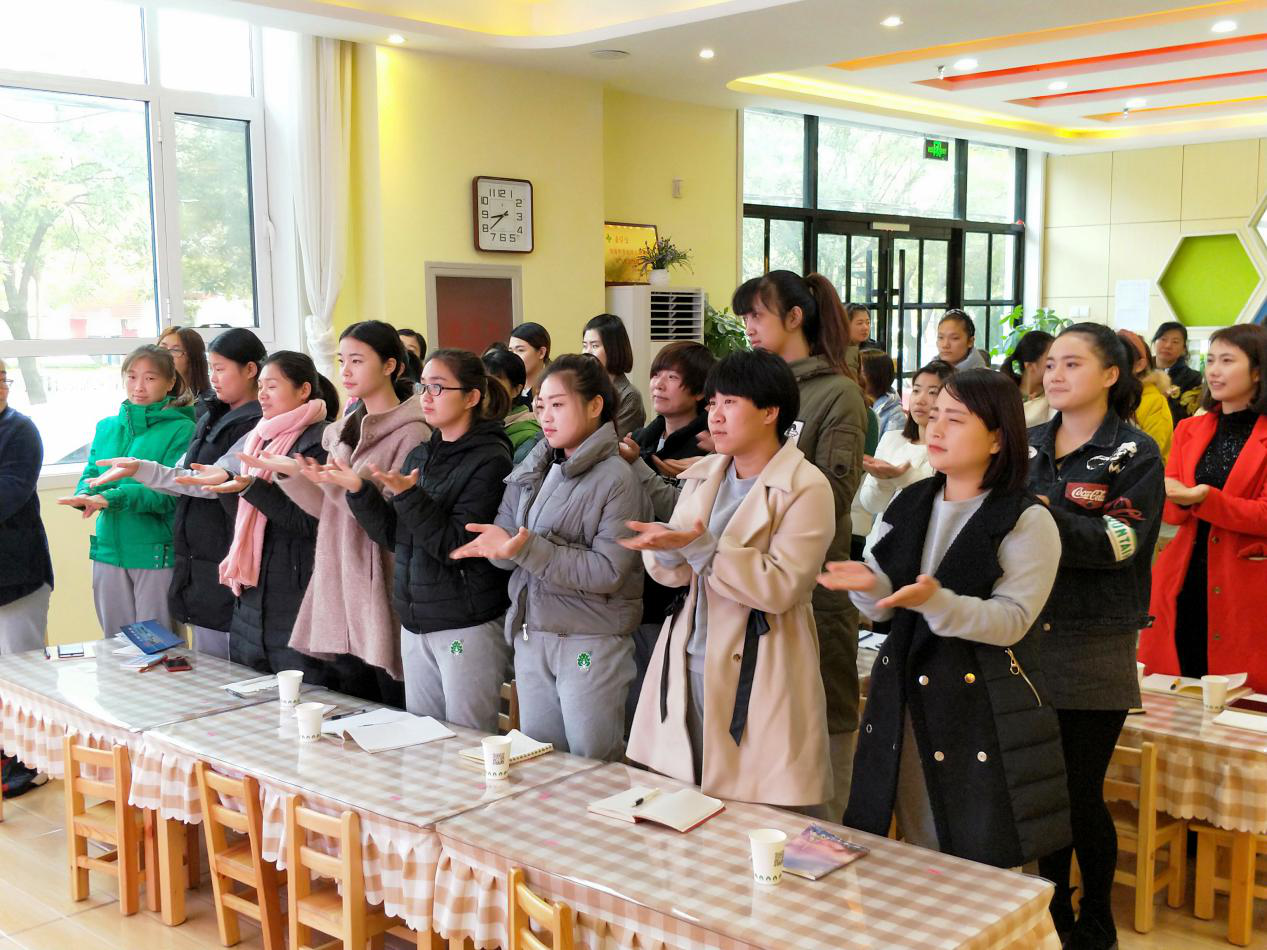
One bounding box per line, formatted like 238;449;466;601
489;212;509;230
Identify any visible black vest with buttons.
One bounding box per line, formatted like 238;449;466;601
844;475;1070;868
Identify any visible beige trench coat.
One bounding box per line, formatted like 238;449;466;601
626;440;834;807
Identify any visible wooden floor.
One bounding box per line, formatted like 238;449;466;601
0;780;1261;949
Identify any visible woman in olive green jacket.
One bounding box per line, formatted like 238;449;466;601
61;346;196;637
732;271;868;820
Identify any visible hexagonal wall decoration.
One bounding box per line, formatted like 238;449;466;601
1156;232;1263;328
1248;191;1267;325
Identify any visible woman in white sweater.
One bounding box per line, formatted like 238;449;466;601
852;360;954;547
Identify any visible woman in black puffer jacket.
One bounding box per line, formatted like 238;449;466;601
346;349;514;731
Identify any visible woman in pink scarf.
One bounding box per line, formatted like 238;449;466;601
178;352;338;676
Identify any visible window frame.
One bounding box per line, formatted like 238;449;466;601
741;110;1026;356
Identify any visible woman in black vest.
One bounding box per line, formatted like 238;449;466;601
1029;324;1164;949
820;369;1069;870
86;329;265;657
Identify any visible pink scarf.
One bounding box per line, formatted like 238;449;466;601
218;399;326;595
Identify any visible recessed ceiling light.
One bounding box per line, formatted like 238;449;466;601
953;58;978;71
881;15;903;27
1047;80;1068;91
590;49;631;60
1125;97;1148;109
1211;19;1237;33
387;34;405;44
698;48;715;60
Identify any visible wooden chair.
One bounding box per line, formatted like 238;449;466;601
62;734;155;915
499;680;520;734
1191;824;1266;943
1101;741;1188;933
195;762;286;949
285;795;406;949
507;867;573;950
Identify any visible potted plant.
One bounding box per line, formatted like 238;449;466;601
989;305;1070;360
703;303;750;358
635;236;692;287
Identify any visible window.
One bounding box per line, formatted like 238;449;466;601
962;231;1019;352
818;120;956;219
966;143;1017;224
0;1;272;471
742;110;804;207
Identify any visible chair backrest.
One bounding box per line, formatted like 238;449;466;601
285;795;364;914
195;763;266;863
1104;741;1158;823
63;734;129;806
499;680;520;734
508;867;573;950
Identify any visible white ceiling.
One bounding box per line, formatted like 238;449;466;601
206;0;1267;151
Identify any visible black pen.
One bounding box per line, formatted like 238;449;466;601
327;707;368;722
632;797;645;808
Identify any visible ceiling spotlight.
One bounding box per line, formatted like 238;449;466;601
387;34;405;44
1211;19;1237;33
953;58;978;71
590;49;631;60
1047;80;1069;91
881;15;903;27
1125;97;1148;109
698;48;715;60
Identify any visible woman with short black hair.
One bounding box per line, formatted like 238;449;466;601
583;313;646;437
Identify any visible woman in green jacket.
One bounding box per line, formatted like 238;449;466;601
60;345;196;637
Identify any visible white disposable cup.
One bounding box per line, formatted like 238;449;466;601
748;829;787;885
294;702;325;742
1136;661;1146;686
1201;675;1229;712
482;735;512;781
276;669;304;708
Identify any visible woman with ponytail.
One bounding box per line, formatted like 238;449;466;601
732;270;868;819
242;321;428;705
343;349;514;729
1027;323;1165;949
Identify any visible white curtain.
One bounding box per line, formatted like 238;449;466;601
293;36;350;380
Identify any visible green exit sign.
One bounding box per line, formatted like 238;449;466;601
924;138;950;161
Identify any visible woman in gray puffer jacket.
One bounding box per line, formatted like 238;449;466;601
452;354;650;761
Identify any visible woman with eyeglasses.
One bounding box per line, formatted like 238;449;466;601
158;327;214;418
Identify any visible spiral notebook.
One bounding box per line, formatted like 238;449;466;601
458;729;553;766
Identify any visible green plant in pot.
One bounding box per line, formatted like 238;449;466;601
989;305;1070;360
703;303;750;358
635;236;692;287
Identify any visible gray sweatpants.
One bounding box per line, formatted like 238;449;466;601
400;619;511;733
0;584;50;654
92;562;174;638
514;632;634;762
191;625;231;661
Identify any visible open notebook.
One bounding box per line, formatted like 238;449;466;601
1141;672;1251;702
587;786;724;833
321;708;455;753
458;730;553;767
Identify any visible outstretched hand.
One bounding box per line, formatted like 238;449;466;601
618;519;705;552
237;450;302;478
174;463;230;488
87;457;140;488
57;494;108;519
876;573;941;610
450;524;531;561
367;463;419;496
816;561;877;593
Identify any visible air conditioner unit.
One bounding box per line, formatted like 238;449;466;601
604;285;706;402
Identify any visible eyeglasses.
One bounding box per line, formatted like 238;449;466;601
0;375;10;386
419;383;466;397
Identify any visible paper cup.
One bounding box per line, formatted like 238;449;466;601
1201;675;1229;712
294;702;325;742
748;829;786;885
482;735;512;781
1136;661;1146;686
276;669;304;708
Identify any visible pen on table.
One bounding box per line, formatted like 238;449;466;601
632;797;645;808
1169;678;1182;691
327;707;368;722
137;657;164;673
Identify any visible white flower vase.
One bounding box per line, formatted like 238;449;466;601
648;268;670;287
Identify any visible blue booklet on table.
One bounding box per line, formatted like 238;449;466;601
120;620;184;655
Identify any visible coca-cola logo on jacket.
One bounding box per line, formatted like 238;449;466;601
1064;482;1107;510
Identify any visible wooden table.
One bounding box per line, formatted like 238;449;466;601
1121;692;1267;945
131;690;601;929
434;762;1059;950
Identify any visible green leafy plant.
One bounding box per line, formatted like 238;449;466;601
990;305;1070;359
703;303;750;358
634;236;692;274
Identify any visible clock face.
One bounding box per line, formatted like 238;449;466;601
474;177;533;253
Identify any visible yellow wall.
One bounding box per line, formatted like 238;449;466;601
603;88;739;308
1042;137;1267;330
38;486;98;645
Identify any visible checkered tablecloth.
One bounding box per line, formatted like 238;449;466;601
130;691;601;931
0;645;271;778
1120;692;1267;834
433;763;1058;950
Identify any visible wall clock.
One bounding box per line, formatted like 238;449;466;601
472;176;534;253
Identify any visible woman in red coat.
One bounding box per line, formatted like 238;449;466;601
1142;324;1267;689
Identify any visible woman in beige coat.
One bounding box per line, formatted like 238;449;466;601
625;350;834;808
